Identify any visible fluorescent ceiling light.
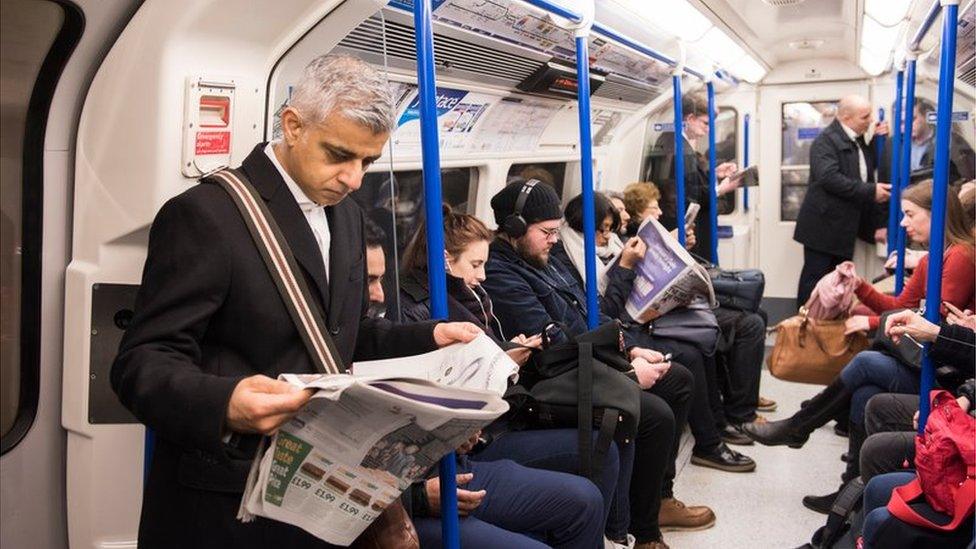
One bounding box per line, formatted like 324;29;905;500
613;0;713;42
695;26;746;67
861;15;903;56
730;54;766;83
859;46;889;76
865;0;913;27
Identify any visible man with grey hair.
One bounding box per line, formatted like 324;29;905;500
112;54;483;548
793;94;891;307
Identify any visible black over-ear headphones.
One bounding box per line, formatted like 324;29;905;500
502;179;539;239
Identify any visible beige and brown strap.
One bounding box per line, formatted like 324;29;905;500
207;168;343;375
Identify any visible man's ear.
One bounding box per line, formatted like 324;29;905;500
280;107;305;147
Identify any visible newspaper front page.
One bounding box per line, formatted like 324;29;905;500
238;373;508;545
625;217;716;321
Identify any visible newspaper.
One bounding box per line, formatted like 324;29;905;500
352;332;518;396
625;217;716;322
238;373;508;545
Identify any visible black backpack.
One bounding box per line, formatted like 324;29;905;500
504;321;643;480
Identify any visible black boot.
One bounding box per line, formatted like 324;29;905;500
803;422;866;514
742;378;852;448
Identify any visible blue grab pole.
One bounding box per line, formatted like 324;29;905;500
919;0;958;433
896;58;919;293
743;113;750;211
575;35;600;330
706;82;719;263
672;75;686;248
411;1;459;545
887;71;904;255
875;107;886;194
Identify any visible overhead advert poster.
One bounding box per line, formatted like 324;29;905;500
393;86;494;153
588;37;671;88
471;97;561;152
429;0;576;57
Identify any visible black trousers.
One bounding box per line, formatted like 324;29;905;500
648;337;723;455
797;246;849;309
714;308;765;425
860;393;919;483
645;362;694;499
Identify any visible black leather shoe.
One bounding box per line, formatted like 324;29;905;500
720;424;754;446
802;489;839;514
741;419;808;448
691;443;756;472
834;422;849;437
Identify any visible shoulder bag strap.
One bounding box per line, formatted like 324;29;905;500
888;477;976;531
206;168;344;375
577;341;594;479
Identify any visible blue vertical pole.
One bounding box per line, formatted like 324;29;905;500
575;35;600;329
896;57;918;293
743;113;750;211
875;107;886;191
672;74;686;248
887;71;904;255
411;1;458;545
706;82;719;263
919;0;958;432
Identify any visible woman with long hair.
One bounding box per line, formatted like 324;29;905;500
744;179;975;511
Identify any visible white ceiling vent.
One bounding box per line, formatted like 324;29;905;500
789;39;825;50
761;0;807;6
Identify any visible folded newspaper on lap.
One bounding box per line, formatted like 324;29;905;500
238;373;508;545
352;332;519;396
625;217;716;322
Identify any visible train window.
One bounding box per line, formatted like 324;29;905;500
640;103;740;216
507;162;567;198
1;0;81;450
351;168;478;319
781;100;839;221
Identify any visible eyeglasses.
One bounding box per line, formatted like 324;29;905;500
534;226;561;239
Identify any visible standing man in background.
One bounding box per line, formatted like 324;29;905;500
794;95;890;308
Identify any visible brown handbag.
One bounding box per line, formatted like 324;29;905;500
767;309;869;385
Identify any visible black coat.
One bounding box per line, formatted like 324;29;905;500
649;132;713;259
395;269;509;344
794;119;884;258
111;144;438;549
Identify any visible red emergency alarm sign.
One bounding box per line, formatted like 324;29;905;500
195;131;231;155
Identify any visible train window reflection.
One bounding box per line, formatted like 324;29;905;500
507;162;567;198
781;100;838;221
1;0;65;442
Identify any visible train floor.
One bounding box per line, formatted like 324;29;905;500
668;369;847;549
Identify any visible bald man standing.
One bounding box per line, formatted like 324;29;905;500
794;95;891;307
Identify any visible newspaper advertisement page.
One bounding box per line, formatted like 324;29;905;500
239;375;507;545
352;332;518;396
625;217;714;321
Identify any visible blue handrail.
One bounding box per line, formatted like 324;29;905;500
576;34;600;329
707;82;719;263
896;57;919;293
524;0;583;22
909;0;944;50
672;74;687;248
875;107;886;191
919;0;959;432
590;23;709;80
887;71;904;256
743;113;750;211
411;1;459;546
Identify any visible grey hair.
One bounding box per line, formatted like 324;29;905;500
289;54;396;133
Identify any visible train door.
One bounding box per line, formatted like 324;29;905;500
757;80;882;320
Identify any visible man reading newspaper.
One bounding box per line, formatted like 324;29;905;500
111;55;487;549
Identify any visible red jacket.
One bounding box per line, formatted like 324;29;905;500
856;244;976;329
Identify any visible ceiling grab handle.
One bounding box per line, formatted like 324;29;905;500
919;0;960;433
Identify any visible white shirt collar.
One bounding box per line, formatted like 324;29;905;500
839;121;860;142
264;142;321;212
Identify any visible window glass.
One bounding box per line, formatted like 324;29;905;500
1;0;65;439
640;102;740;216
507;162;567;198
351;168;478;319
781;101;838;221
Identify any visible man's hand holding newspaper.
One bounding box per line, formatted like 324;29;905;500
238;333;518;545
625;217;716;323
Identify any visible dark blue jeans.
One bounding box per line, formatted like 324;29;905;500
861;471;974;548
840;351;920;426
414;457;604;549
